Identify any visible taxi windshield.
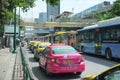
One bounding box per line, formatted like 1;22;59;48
39;45;48;48
52;46;77;54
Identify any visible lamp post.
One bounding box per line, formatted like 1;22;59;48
12;0;17;53
18;7;20;41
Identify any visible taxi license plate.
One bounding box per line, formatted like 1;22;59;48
66;60;72;64
61;66;77;70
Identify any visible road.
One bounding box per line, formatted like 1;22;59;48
22;47;119;80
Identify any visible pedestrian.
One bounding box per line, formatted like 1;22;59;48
0;40;1;49
1;36;5;48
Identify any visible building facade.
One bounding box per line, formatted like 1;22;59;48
34;12;49;36
47;2;60;21
47;1;60;32
73;1;111;18
39;12;47;22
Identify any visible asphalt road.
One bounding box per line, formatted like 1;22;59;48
23;47;119;80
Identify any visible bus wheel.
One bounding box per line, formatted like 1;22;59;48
105;49;112;60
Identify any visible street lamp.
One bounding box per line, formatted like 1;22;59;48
12;0;17;53
18;7;21;47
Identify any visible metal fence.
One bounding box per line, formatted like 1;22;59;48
20;47;34;80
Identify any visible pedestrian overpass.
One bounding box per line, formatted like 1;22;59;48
20;22;95;28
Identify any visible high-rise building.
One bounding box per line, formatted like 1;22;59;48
47;2;60;21
47;1;60;32
34;18;39;22
39;12;47;22
33;12;49;36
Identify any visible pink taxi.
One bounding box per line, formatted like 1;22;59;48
39;44;85;76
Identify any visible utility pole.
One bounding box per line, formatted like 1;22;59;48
12;0;17;53
19;7;20;41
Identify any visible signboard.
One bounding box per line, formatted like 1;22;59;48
4;25;19;36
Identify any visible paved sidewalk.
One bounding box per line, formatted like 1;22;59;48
12;47;23;80
0;48;16;80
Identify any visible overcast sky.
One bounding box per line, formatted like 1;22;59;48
19;0;116;19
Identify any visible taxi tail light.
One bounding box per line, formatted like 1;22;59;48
78;56;84;63
55;59;60;64
81;56;85;61
51;58;55;62
50;58;60;63
78;58;82;63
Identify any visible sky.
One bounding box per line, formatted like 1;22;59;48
19;0;116;19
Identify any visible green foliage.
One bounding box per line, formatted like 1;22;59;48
0;0;61;37
43;0;60;6
0;26;4;36
92;0;120;21
93;11;106;21
111;0;120;16
0;0;36;36
92;9;115;21
17;0;36;12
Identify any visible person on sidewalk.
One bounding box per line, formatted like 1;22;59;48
0;40;1;49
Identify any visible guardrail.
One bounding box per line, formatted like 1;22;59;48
20;47;34;80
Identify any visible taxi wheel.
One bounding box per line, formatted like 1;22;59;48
39;61;43;69
34;55;37;61
38;60;41;67
45;64;51;76
34;49;36;54
75;72;81;75
39;64;42;69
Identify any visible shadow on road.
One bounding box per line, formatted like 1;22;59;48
82;53;119;67
32;66;81;80
25;48;33;54
29;57;37;63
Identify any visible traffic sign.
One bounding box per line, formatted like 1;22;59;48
4;25;19;36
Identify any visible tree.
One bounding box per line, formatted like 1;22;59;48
0;0;11;36
0;0;60;36
92;0;120;21
111;0;120;16
92;10;112;21
44;0;60;6
16;0;36;12
0;0;36;36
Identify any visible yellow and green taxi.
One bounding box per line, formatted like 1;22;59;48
84;64;120;80
32;41;41;53
34;42;51;60
27;41;33;49
28;41;36;50
30;41;40;52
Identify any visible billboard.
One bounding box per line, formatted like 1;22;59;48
4;25;19;36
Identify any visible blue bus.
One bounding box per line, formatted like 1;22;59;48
77;17;120;59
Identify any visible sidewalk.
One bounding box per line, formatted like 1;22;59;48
0;48;16;80
12;47;23;80
0;47;23;80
